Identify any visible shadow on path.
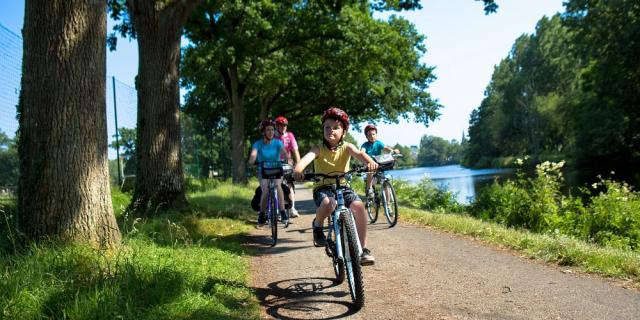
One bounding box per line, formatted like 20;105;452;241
255;277;359;320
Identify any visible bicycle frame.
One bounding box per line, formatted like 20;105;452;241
266;177;279;224
258;160;287;246
327;182;363;263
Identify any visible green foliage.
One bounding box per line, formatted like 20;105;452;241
109;127;136;176
393;178;464;213
111;187;132;217
417;135;464;166
585;179;640;250
0;131;18;187
392;143;417;167
0;182;260;319
181;115;232;179
181;1;441;156
470;160;640;251
184;176;222;193
464;0;640;188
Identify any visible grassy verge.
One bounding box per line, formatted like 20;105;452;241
400;206;640;286
0;182;261;320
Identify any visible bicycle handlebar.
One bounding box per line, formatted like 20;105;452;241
300;166;370;183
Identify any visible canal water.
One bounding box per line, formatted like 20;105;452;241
387;165;513;204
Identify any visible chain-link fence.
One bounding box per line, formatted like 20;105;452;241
0;23;139;190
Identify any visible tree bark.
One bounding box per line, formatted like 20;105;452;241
18;0;121;246
220;65;248;183
127;0;199;212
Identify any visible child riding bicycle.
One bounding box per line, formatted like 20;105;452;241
360;124;400;198
275;116;301;218
248;119;289;226
293;107;379;266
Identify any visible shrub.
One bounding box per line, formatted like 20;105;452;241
470;160;640;251
394;178;464;213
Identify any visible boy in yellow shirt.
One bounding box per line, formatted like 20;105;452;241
293;107;378;265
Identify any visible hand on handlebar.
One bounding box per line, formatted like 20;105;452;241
366;161;379;172
293;170;305;182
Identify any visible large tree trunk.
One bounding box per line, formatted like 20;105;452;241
18;0;120;246
221;66;247;183
127;0;199;212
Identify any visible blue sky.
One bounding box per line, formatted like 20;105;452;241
1;0;566;148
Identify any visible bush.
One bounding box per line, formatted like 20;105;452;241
394;178;464;213
470;160;640;251
184;176;221;193
585;178;640;250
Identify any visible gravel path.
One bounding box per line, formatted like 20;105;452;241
247;185;640;319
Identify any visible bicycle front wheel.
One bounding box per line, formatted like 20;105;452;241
381;180;399;227
269;189;278;246
341;211;365;309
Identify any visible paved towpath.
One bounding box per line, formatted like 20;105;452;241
247;184;640;319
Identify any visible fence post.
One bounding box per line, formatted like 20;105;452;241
112;76;122;186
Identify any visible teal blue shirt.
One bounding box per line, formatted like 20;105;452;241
252;139;284;163
361;140;385;156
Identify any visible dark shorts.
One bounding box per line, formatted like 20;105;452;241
313;186;362;208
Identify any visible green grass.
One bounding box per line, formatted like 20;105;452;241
400;206;640;286
0;182;261;320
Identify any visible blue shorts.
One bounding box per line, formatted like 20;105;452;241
313;186;362;208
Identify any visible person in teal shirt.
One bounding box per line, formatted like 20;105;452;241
360;124;399;196
248;120;288;226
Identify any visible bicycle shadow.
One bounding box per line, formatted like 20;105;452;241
255;277;360;320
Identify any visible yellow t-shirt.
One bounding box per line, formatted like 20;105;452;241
313;143;351;188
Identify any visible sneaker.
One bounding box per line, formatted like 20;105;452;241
290;208;300;218
257;212;267;226
360;248;375;266
280;210;289;225
312;219;326;247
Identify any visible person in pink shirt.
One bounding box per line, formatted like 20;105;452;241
275;116;301;217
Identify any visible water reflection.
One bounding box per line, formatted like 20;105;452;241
388;165;513;204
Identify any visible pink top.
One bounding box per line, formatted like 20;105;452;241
276;131;298;163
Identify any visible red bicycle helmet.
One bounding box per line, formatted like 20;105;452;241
321;107;350;130
259;119;276;132
364;124;377;135
275;116;288;125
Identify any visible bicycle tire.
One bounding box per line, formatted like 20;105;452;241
341;210;365;309
381;180;399;227
269;188;278;246
365;185;378;223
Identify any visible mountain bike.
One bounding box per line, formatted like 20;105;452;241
259;161;289;246
363;153;401;227
302;167;368;309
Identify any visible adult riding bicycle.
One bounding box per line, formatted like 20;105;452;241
301;166;368;309
363;153;402;227
258;161;289;246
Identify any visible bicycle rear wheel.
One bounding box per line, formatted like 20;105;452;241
381;180;399;227
365;186;378;223
341;210;365;309
269;189;278;246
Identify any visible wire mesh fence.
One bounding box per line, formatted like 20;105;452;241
0;23;139;189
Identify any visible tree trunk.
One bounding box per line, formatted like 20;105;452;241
221;66;247;183
127;0;198;212
18;0;120;246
